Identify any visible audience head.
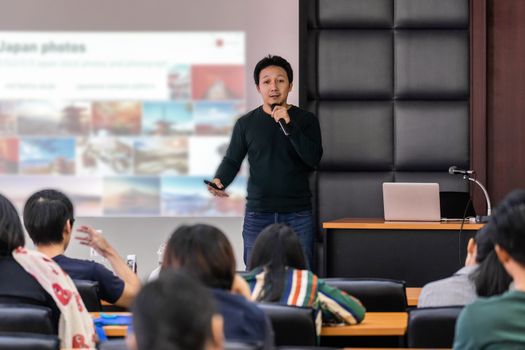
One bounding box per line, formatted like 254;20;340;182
253;55;293;85
249;223;307;271
491;189;525;274
472;222;512;297
23;189;75;246
472;225;494;264
0;193;25;257
130;270;223;350
248;224;307;301
465;222;495;266
162;224;235;290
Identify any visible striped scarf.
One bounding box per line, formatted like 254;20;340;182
248;267;365;335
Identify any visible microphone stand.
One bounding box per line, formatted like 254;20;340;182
463;175;492;223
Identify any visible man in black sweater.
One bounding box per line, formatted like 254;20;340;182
207;55;323;267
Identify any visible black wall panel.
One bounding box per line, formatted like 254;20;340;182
318;172;394;221
319;101;393;170
300;0;470;231
395;30;469;98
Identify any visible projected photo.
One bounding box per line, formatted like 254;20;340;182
18;101;91;136
0;102;17;135
20;138;75;175
194;101;242;135
134;138;188;175
0;31;246;216
0;138;19;174
92;101;142;136
76;137;134;176
188;136;229;175
1;176;103;215
192;65;245;100
103;177;160;216
57;102;92;135
161;175;246;216
142;102;194;136
167;65;191;100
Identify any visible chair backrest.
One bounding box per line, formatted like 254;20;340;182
0;304;54;335
324;278;407;311
256;303;316;347
0;333;59;350
73;279;102;311
407;306;464;348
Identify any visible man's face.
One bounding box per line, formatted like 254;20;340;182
256;65;293;107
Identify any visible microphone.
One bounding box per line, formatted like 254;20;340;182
448;165;492;221
271;103;290;136
448;166;474;175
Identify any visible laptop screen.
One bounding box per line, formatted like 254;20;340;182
382;182;441;221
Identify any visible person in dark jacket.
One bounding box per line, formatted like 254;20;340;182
206;55;323;267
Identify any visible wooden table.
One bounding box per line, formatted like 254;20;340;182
91;312;130;337
323;218;483;286
321;312;408;336
406;287;421;307
92;311;408;338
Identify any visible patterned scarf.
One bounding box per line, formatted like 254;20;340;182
12;247;97;349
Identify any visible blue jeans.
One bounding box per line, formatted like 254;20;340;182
242;210;314;269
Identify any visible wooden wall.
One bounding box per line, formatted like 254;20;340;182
487;0;525;202
472;0;525;212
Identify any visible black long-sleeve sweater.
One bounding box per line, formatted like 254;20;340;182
215;105;323;212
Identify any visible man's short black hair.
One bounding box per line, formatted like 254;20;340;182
253;55;293;85
491;189;525;267
23;189;74;245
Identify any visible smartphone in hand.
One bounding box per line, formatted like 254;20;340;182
204;179;223;191
126;254;137;273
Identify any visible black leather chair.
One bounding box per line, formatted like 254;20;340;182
73;279;102;311
0;304;54;334
0;333;59;350
257;303;316;347
406;306;464;348
324;278;407;311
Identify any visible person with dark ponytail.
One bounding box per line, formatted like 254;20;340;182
419;221;512;307
245;223;365;335
471;242;512;298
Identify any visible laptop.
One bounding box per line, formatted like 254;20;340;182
383;182;441;221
